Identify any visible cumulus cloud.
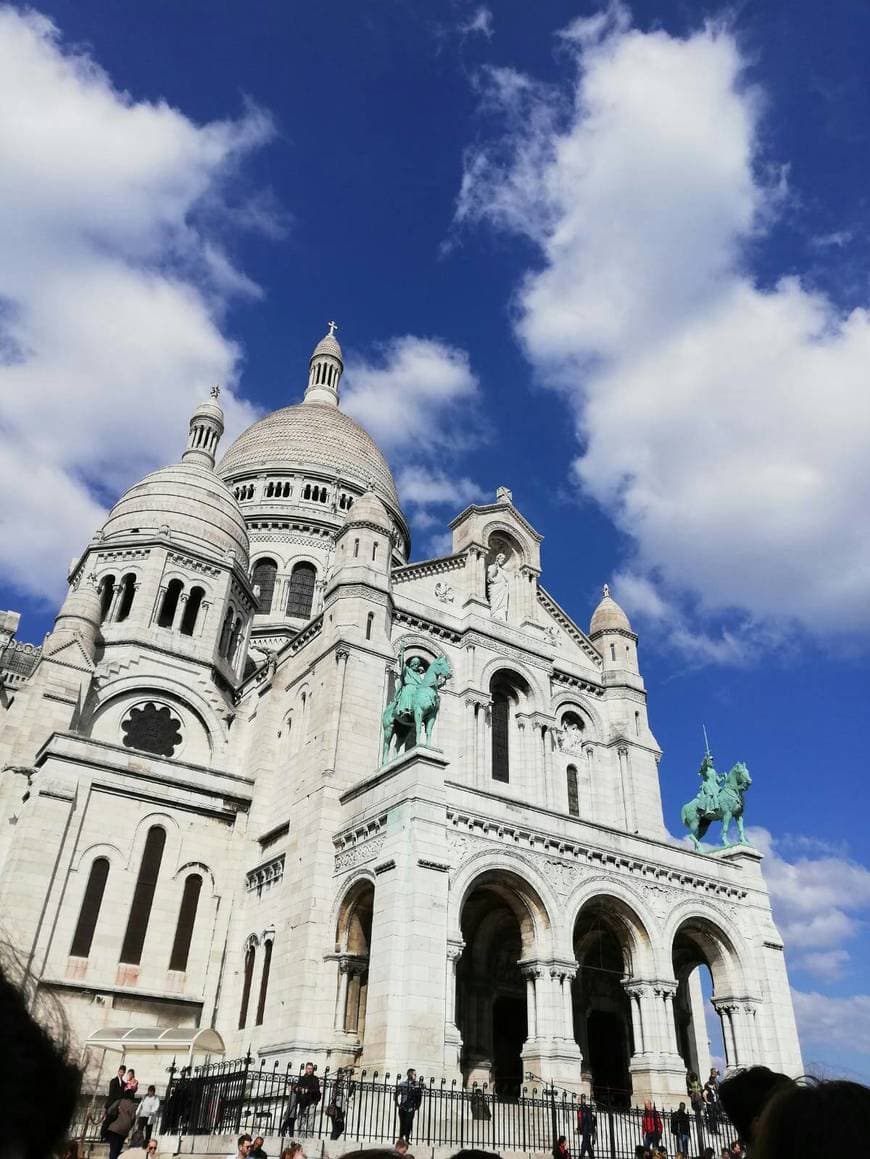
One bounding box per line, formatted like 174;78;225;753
750;827;870;980
793;990;870;1057
343;336;480;451
343;337;486;557
455;2;870;647
0;7;271;604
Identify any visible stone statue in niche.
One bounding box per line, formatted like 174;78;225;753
486;552;510;622
557;713;585;754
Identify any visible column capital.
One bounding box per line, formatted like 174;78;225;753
337;952;369;977
335;646;351;663
446;939;465;963
519;959;543;980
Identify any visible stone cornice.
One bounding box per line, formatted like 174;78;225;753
392;554;467;583
445;805;750;904
449;502;544;543
551;669;605;698
537;587;603;666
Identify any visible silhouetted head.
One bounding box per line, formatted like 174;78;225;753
753;1078;870;1159
718;1066;794;1145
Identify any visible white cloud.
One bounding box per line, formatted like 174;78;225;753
455;2;870;646
343;336;480;452
749;827;870;979
460;6;494;40
0;7;271;604
793;990;870;1057
343;338;486;558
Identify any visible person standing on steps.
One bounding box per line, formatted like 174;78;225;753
395;1069;423;1142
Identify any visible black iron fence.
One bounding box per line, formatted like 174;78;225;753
159;1057;733;1157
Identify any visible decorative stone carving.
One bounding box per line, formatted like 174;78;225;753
120;702;183;758
434;581;455;604
334;833;386;874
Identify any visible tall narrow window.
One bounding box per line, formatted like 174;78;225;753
157;579;184;629
610;643;616;661
120;826;166;965
252;559;277;614
70;857;110;958
219;608;234;657
286;562;316;619
255;938;273;1025
372;541;379;562
168;874;202;972
239;943;256;1029
567;766;580;817
227;616;243;664
366;612;374;641
98;576;115;623
491;682;511;783
115;574;136;622
179;586;205;636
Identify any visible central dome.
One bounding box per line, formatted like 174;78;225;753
217;402;400;510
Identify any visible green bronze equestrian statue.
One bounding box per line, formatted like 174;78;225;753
681;750;752;851
381;647;453;763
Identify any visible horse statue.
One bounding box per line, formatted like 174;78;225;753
381;653;453;764
681;759;752;850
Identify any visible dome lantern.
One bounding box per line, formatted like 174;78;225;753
304;321;344;406
182;386;225;469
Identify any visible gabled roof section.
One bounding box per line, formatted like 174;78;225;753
448;500;543;543
537;585;603;666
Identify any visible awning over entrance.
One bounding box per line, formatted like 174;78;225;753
83;1026;226;1054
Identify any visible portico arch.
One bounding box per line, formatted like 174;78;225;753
670;912;751;1075
334;878;374;1044
571;895;652;1107
455;867;551;1096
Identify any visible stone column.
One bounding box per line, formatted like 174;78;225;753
521;963;541;1040
445;940;464;1070
625;986;646;1054
171;591;187;631
655;982;681;1056
713;1000;737;1069
107;580;124;622
336;957;352;1031
195;600;210;638
476;699;490;784
465;698;478;779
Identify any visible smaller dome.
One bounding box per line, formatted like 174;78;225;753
590;584;633;635
311;331;343;363
189;399;224;423
101;462;249;567
344;489;392;531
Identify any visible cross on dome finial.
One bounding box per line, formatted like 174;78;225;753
210;385;221;399
327;320;338;336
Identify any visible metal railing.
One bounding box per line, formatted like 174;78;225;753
159;1057;734;1157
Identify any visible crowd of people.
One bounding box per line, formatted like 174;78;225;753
4;955;870;1159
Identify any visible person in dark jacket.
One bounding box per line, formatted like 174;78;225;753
105;1096;137;1159
670;1101;690;1156
718;1066;793;1150
577;1095;597;1158
296;1062;322;1135
395;1069;423;1142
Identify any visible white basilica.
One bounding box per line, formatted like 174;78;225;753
0;327;802;1106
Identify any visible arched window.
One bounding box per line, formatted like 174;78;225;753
239;943;256;1029
179;586;205;636
366;612;374;641
490;678;512;784
303;484;311;500
98;575;115;623
70;857;110;958
169;873;202;972
610;643;616;661
372;541;379;562
567;765;580;817
255;938;273;1025
157;579;184;629
115;573;136;622
252;558;277;615
219;608;234;657
120;826;166;965
286;562;316;619
353;539;360;558
228;616;243;664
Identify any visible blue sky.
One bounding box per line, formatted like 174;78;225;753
1;0;869;1080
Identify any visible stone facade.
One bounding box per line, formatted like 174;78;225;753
0;329;802;1106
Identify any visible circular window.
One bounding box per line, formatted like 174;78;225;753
121;701;183;758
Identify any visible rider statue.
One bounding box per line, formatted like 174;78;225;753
391;651;426;717
697;751;723;815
